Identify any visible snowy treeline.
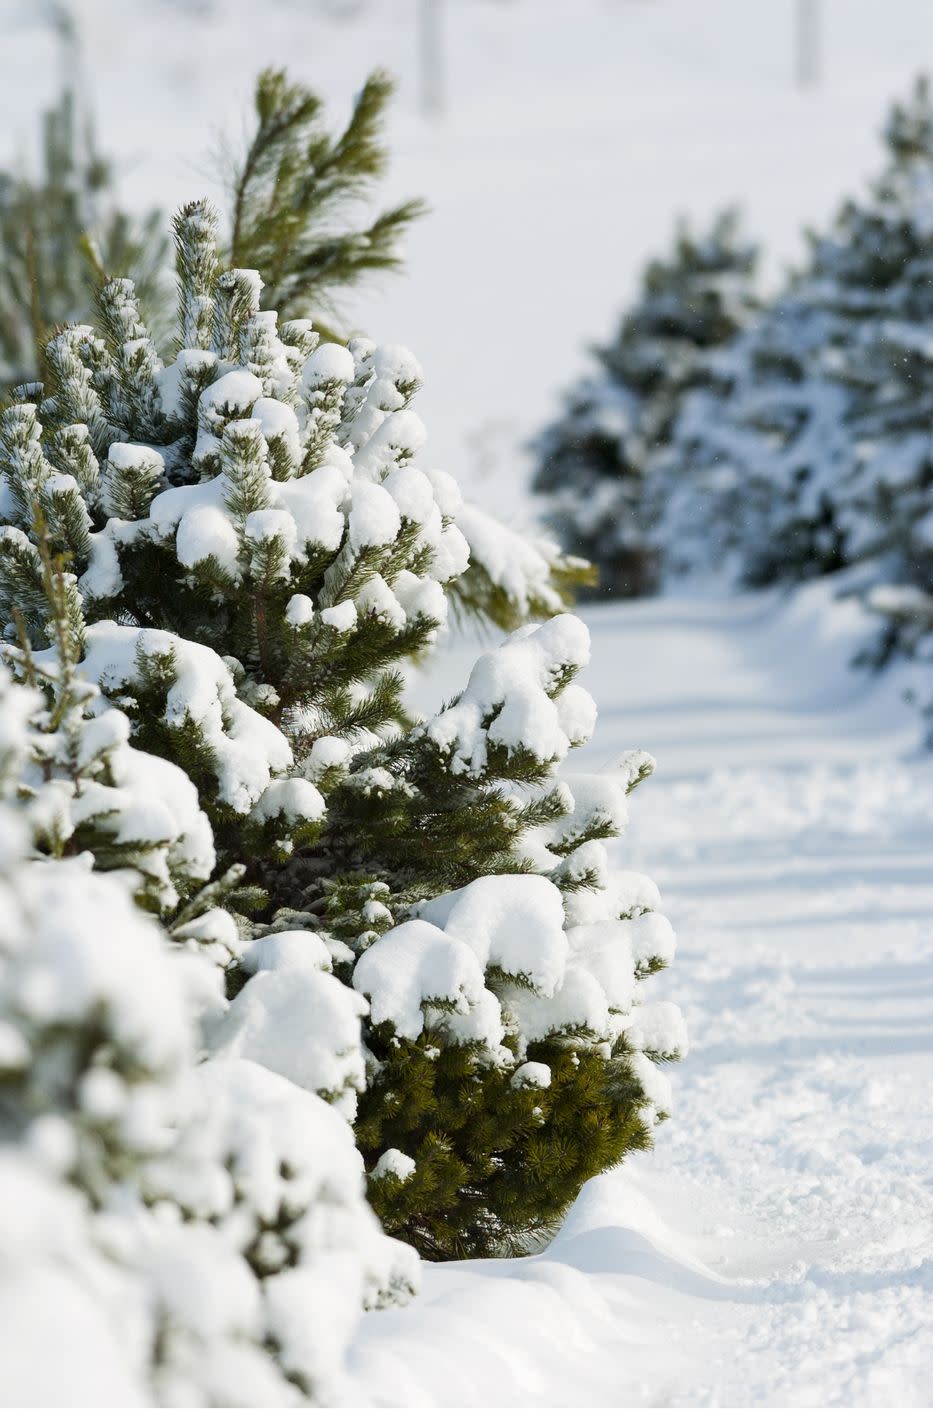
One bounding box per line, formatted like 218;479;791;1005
534;77;933;689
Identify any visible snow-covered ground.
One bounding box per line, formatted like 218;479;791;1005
351;584;933;1406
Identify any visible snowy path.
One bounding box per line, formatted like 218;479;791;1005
350;589;933;1407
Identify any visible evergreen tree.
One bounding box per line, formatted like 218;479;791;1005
657;281;852;587
4;510;218;919
532;210;758;597
0;198;684;1262
0;87;167;387
658;76;933;598
0;64;584;626
815;76;933;656
0;66;420;387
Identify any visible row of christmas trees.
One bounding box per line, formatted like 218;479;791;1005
534;76;933;686
0;71;684;1403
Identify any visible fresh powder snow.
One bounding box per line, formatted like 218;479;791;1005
353;580;933;1406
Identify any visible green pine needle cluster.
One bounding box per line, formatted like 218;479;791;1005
229;69;427;329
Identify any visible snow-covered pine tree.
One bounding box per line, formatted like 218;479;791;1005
0;553;416;1405
532;210;758;597
0;198;683;1262
660;76;933;596
0;62;584;631
656;278;853;587
815;76;933;661
335;643;686;1258
3;508;221;922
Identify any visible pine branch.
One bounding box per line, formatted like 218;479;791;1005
226;69;427;325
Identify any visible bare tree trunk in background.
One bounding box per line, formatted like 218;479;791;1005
795;0;821;90
419;0;444;118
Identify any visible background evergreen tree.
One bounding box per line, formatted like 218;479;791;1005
0;87;167;388
814;76;933;660
0;197;684;1263
657;274;852;587
532;210;758;597
657;75;933;600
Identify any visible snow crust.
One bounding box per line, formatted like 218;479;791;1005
199;369;264;426
353;919;490;1044
418;875;568;997
356;866;677;1076
457;501;581;619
